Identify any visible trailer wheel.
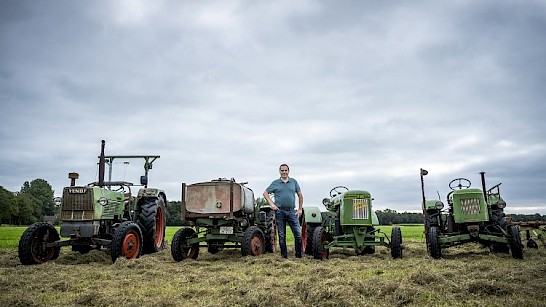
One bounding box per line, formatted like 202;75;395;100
18;222;60;265
242;226;265;256
138;196;166;254
428;226;441;259
509;225;523;259
312;226;329;260
111;221;143;263
171;228;199;261
391;226;403;259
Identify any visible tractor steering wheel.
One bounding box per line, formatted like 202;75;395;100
449;178;471;190
330;186;349;197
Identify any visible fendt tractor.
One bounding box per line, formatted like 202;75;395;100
302;186;403;260
420;169;523;259
171;178;275;261
18;140;167;264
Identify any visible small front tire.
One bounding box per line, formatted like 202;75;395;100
428;226;441;259
391;226;403;259
18;222;60;265
111;221;143;263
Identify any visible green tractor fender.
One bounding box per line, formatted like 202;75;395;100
303;206;323;224
137;188;165;198
371;210;380;226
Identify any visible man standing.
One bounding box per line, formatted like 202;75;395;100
263;163;303;258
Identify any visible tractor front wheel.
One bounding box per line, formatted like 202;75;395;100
111;221;143;263
242;226;265;256
428;226;442;259
171;228;200;261
509;225;523;259
18;222;60;265
391;226;403;259
138;196;166;254
312;226;330;260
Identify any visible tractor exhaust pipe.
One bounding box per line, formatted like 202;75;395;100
98;140;106;187
480;171;487;201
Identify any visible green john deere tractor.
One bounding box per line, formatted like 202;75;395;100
302;186;403;260
420;168;523;259
171;178;275;261
18;140;167;264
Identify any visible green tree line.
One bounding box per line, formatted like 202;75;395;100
0;179;55;225
2;181;545;226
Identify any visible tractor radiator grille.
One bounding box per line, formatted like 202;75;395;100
461;198;481;215
352;198;369;219
61;187;94;220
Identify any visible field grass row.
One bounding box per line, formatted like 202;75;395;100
0;224;425;249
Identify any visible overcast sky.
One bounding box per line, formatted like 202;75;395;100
1;0;545;214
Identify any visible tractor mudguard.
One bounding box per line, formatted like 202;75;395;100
371;211;380;226
303;206;323;224
137;188;164;198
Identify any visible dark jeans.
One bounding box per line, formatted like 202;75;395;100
275;208;302;258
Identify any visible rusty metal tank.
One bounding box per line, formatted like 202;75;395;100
184;178;255;216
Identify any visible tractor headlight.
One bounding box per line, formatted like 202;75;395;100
99;197;108;206
435;201;444;210
496;200;506;209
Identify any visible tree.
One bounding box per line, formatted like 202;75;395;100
13;193;40;225
20;179;55;216
166;201;183;226
0;186;16;224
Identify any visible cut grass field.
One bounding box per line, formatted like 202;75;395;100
1;224;545;306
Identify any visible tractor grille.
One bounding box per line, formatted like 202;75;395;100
461;198;482;215
61;187;94;220
352;198;370;219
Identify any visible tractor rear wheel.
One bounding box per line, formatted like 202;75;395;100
312;226;330;260
242;226;265;256
18;222;60;265
428;226;442;259
263;210;277;253
171;228;200;261
391;226;403;259
304;224;316;255
509;225;523;259
111;221;143;263
138;196;166;254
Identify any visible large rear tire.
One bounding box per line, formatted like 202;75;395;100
428;226;442;259
111;221;143;263
391;226;403;259
509;225;523;259
171;228;199;261
138;196;166;254
312;226;330;260
263;210;277;253
242;226;265;256
18;222;60;265
304;224;316;255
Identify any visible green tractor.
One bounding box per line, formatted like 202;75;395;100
420;169;523;259
302;186;403;260
18;140;167;264
171;178;275;261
